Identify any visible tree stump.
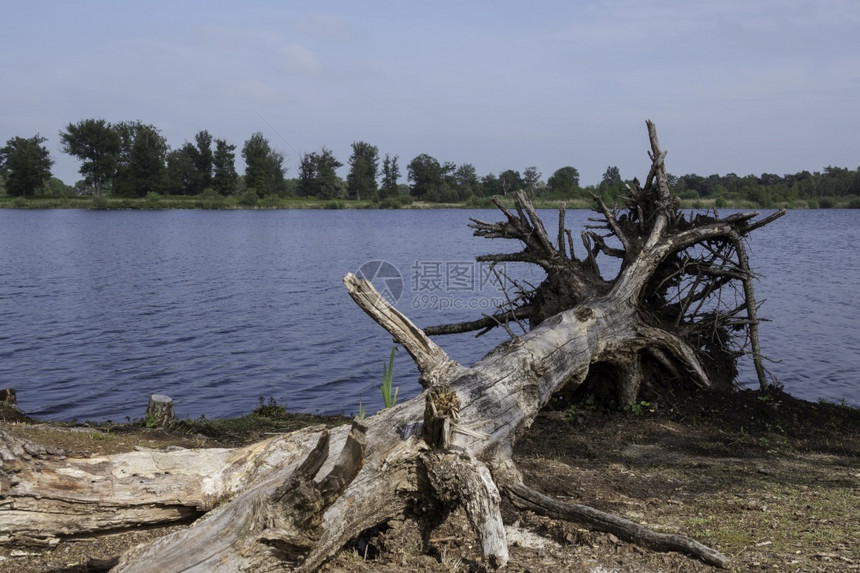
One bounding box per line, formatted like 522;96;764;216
145;394;176;428
0;388;28;422
0;389;16;407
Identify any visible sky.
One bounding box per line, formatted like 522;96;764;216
2;0;858;187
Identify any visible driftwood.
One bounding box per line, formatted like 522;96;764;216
0;122;783;571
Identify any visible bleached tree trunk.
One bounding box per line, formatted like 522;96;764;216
0;426;328;545
0;275;729;571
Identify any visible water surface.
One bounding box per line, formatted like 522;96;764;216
0;208;856;421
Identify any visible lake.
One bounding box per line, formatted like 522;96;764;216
1;208;857;421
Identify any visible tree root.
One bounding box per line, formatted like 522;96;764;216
504;481;731;569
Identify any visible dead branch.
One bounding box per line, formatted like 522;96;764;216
504;482;731;568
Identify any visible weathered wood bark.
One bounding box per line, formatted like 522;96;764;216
0;122;784;571
0;426;328;545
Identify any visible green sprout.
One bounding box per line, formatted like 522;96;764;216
381;347;399;409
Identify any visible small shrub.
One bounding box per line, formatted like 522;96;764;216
198;188;224;208
145;191;162;205
566;393;598;419
239;188;259;207
253;396;287;418
625;400;653;416
144;411;159;428
259;194;282;208
377;197;404;209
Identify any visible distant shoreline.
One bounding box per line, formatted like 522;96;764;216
2;194;858;211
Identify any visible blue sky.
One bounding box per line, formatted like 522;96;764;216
2;0;858;186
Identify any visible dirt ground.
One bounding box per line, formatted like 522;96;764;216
1;387;858;572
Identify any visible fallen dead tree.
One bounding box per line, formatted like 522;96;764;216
0;122;784;571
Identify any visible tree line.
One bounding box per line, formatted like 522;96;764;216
2;118;859;208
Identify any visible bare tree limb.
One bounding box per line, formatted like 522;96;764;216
730;231;769;390
504;482;731;569
344;273;462;387
424;307;534;336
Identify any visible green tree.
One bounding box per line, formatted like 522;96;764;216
112;121;168;198
73;180;94;195
346;141;379;200
315;147;342;199
0;134;53;197
602;166;621;186
42;177;74;196
242;132;287;196
850;169;860;196
546;166;580;196
438;161;458;201
297;152;317;197
59;119;120;197
192;130;214;193
523;166;542;194
453;163;479;199
499;169;523;195
296;148;343;199
165;131;215;196
679;173;704;196
379;153;401;199
598;165;624;199
407;153;443;201
242;132;271;194
820;166;853;196
165;144;197;195
480;172;502;197
213;138;238;195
